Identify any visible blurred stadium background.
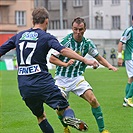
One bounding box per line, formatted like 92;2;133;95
1;0;133;70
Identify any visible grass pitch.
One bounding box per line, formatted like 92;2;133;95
0;67;132;133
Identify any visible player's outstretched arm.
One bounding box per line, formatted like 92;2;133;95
55;47;99;67
50;53;99;69
49;55;75;67
95;55;118;71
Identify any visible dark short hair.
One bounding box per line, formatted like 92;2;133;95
32;7;49;24
72;17;86;27
132;15;133;20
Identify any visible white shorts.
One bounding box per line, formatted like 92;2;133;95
55;75;92;99
125;60;133;78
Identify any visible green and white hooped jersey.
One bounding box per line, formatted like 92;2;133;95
120;26;133;60
53;33;99;78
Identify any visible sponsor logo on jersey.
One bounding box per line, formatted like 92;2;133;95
76;51;81;55
20;32;38;41
18;64;41;75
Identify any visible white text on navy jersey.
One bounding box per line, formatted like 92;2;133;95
18;64;41;75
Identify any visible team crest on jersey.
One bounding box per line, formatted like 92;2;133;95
18;64;41;75
76;51;81;55
20;32;38;41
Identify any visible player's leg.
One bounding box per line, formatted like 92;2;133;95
54;76;71;133
74;76;109;133
123;82;131;107
54;76;88;132
56;108;70;133
125;82;131;96
24;97;54;133
126;78;133;97
125;78;133;107
57;107;88;132
55;94;88;132
81;90;110;133
81;89;107;132
124;60;133;107
54;87;71;132
46;84;88;132
38;113;54;133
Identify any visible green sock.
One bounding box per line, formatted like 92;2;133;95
58;115;67;127
126;82;133;98
92;106;104;132
125;83;131;97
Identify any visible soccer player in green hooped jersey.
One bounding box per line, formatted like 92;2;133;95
118;16;133;107
50;17;118;133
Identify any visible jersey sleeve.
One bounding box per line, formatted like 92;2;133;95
47;35;65;52
51;49;60;58
50;35;70;58
87;40;99;58
120;28;131;44
0;35;16;57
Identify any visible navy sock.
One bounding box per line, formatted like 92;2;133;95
63;108;75;118
39;119;54;133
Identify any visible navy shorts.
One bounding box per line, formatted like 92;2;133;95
24;86;69;117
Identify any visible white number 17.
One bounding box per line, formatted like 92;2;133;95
19;41;37;65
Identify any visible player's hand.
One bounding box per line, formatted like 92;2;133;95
66;59;75;67
92;60;99;69
84;59;99;69
108;65;118;71
117;58;123;66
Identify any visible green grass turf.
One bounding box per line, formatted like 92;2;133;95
0;67;133;133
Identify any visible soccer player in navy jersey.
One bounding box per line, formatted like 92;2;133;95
0;7;101;133
50;17;118;133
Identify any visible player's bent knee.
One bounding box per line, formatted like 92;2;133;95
90;97;98;106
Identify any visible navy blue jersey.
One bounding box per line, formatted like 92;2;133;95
0;28;65;99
